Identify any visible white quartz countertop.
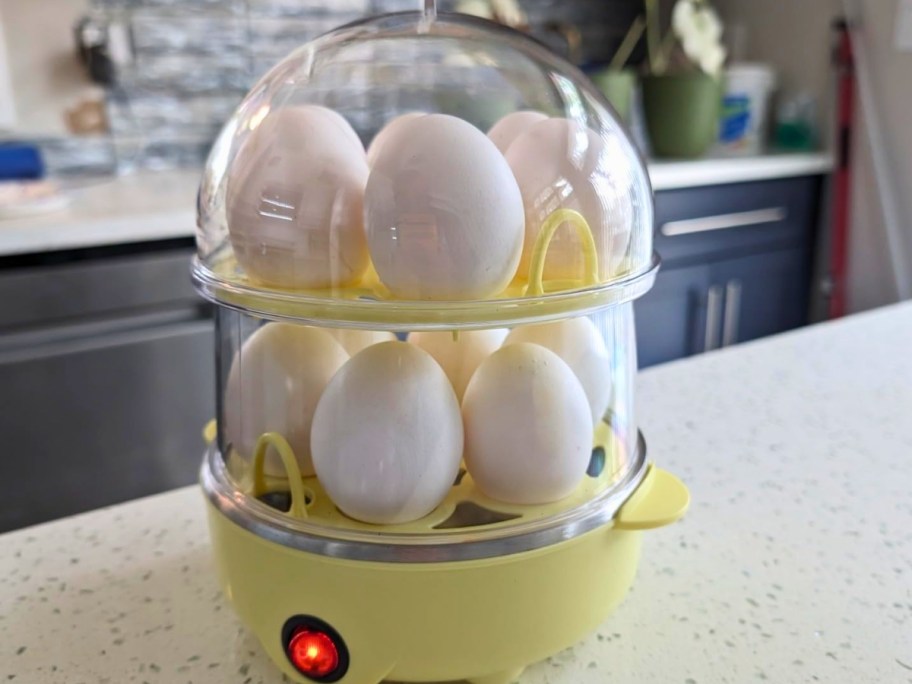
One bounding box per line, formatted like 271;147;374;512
3;301;910;684
0;153;832;258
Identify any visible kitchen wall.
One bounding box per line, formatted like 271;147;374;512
715;0;912;312
0;0;94;134
0;0;641;171
0;4;14;129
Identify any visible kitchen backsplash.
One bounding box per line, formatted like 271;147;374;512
87;0;640;171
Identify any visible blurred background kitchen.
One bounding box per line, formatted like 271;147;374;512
0;0;909;532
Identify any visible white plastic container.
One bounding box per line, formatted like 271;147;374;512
717;63;776;155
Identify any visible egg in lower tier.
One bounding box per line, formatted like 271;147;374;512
504;316;612;425
365;113;525;300
462;342;592;504
505;117;635;283
226;105;369;290
408;328;507;401
311;341;463;524
224;323;349;478
327;328;397;356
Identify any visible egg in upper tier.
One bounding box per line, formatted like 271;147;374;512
487;110;548;154
364;113;525;300
226;105;369;290
505;117;634;283
367;112;425;167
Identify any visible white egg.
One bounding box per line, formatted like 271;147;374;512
299;105;365;155
366;112;424;167
224;324;349;478
226;105;369;289
462;343;592;504
505;117;634;282
311;341;463;524
408;328;507;401
365;113;525;300
504;316;612;424
487;110;548;154
327;328;397;356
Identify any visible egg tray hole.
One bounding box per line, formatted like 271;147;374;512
256;490;312;513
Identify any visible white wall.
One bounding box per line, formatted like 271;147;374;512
0;3;16;130
0;0;94;135
715;0;912;312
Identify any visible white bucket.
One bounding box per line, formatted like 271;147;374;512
717;63;776;155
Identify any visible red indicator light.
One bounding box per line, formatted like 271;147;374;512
288;629;340;679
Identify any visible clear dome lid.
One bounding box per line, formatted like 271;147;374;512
194;10;656;328
197;11;661;554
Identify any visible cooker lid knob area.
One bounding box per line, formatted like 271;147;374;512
283;616;350;682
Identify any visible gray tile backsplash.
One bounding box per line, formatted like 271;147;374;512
92;0;639;170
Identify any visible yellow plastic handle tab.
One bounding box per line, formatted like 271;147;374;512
251;432;309;519
615;463;689;530
525;208;599;296
202;419;217;445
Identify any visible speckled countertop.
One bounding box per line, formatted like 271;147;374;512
2;303;911;684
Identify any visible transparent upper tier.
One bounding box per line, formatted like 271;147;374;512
195;11;655;326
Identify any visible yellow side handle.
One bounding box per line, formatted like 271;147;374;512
615;463;689;530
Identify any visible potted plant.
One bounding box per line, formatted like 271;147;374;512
639;0;727;158
589;16;645;122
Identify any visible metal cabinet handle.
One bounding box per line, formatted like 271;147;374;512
722;279;742;347
0;317;212;365
704;285;723;352
661;207;787;237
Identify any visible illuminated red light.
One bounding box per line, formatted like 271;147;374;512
288;628;340;678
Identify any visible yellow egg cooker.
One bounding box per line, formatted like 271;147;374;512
195;154;684;684
201;414;688;684
191;9;685;682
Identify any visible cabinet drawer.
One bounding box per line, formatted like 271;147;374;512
654;176;822;266
0;246;200;331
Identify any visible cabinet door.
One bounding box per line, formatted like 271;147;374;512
710;249;810;346
0;317;214;533
634;264;712;368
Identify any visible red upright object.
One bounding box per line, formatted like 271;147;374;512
829;20;855;319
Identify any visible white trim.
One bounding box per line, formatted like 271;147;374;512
648;152;833;191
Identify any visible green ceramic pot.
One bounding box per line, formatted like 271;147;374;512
641;73;722;159
590;68;636;123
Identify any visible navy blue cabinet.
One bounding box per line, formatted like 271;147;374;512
636;175;823;368
709;248;809;346
635;264;710;367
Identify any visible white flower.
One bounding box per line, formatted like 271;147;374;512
672;0;726;75
698;42;727;75
455;0;493;19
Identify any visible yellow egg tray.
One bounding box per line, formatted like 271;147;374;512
194;209;659;329
211;417;632;536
